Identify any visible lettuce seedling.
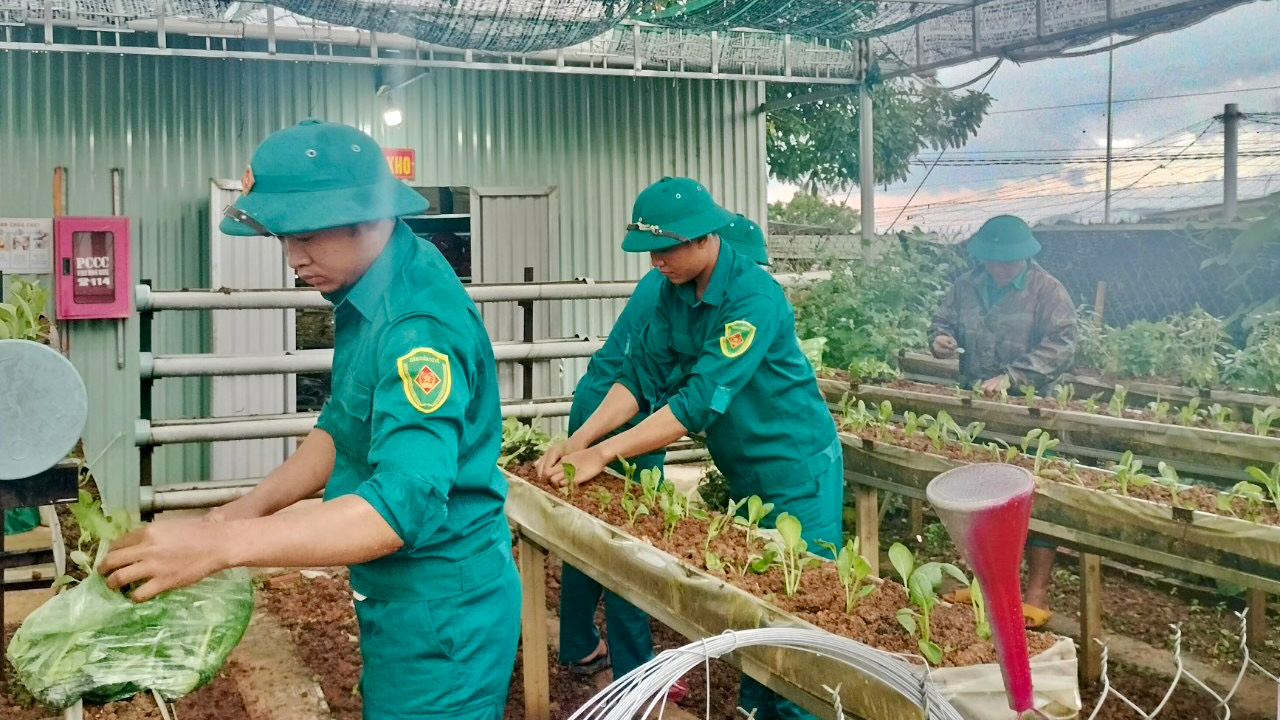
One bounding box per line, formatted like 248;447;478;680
1020;384;1037;408
1155;462;1185;508
1208;403;1234;431
889;542;967;665
969;578;992;641
1243;464;1280;513
1251;406;1280;437
1218;481;1266;522
1108;451;1153;496
817;538;876;612
765;513;817;596
1148;398;1171;424
1107;385;1128;417
734;495;774;547
1019;428;1060;475
1083;393;1102;415
1176;397;1202;426
591;487;612;515
1053;383;1075;409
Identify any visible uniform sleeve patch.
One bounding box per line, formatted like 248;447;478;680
396;347;452;413
719;320;757;358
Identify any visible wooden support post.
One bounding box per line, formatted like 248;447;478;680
1246;588;1267;650
856;485;879;577
909;498;924;538
518;534;550;720
1092;281;1107;328
1079;552;1103;686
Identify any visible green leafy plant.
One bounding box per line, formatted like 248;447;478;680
1243;464;1280;513
1251;406;1280;437
1107;385;1128;417
902;411;932;438
497;418;552;468
817;538;876;613
1218;481;1267;522
1083;393;1102;414
1225;312;1280;394
1155;462;1185;508
968;578;992;641
953;421;986;458
1020;384;1037;408
848;357;900;384
1208;403;1234;431
734;495;775;546
62;489;136;584
836;393;875;432
657;486;698;542
0;278;50;341
765;513;819;595
618;459;649;527
638;468;663;507
1053;383;1076;409
591;487;612;515
560;463;577;497
1107;451;1153;496
697;465;731;512
1175;397;1202;427
1019;429;1060;475
889;542;967;665
1148;399;1171;424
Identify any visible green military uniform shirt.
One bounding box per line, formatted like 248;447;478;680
930;259;1077;392
618;241;837;480
314;221;519;719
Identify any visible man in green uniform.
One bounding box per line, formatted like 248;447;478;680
929;214;1075;624
538;177;840;720
102;120;520;720
557;213;770;695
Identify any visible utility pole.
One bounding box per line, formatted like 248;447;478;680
1222;103;1241;221
1103;44;1115;224
858;39;875;240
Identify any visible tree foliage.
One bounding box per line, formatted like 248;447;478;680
768;192;859;233
766;78;992;192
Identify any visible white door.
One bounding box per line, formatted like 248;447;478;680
470;187;561;408
208;179;297;481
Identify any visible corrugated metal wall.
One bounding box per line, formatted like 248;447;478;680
0;48;766;509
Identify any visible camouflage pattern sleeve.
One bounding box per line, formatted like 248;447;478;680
929;283;962;348
1005;279;1077;390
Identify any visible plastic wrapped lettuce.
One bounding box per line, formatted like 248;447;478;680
6;567;253;708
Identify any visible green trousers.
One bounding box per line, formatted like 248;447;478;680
731;439;844;720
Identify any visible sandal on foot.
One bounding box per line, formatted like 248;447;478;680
566;642;610;676
1023;604;1052;628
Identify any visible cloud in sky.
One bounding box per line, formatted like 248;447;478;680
769;2;1280;233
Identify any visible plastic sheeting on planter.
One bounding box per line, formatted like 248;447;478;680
931;636;1081;720
6;568;253;708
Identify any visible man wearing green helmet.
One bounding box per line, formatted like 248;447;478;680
102;120;520;719
538;177;840;720
929;214;1075;623
556;212;770;700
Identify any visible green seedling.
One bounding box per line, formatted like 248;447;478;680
1053;383;1076;409
837;393;876;432
591;487;612;515
1083;393;1103;414
1107;385;1128;417
1155;462;1185;508
1218;482;1267;522
1148;399;1171;424
734;495;775;547
1176;397;1202;426
1020;384;1037;408
903;411;933;438
746;546;780;575
497;417;553;468
954;421;985;457
971;381;984;401
60;489;136;587
639;468;663;507
817;538;876;613
1019;428;1060;475
1251;406;1280;437
1208;403;1234;431
766;513;819;595
705;498;745;550
889;542;967;665
969;578;992;641
1243;464;1280;513
657;486;694;542
560;462;577;497
1108;451;1153;496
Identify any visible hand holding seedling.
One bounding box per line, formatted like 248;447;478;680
932;334;958;359
546;446;606;489
535;438;582;478
981;373;1011;397
101;519;232;602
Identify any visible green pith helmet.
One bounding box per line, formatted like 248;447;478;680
966;215;1041;261
621;177;737;253
717;213;770;265
219;119;428;237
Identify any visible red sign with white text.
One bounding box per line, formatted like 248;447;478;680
384;148;415;180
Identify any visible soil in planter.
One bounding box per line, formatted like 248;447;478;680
832;407;1280;526
507;462;1059;668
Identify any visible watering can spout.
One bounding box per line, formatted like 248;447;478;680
926;463;1037;713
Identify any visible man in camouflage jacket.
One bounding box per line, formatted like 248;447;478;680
930;215;1077;397
929;215;1075;623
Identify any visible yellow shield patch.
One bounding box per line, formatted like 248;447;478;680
719;319;757;358
396;347;452;413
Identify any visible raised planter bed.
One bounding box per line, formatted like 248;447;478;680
824;378;1280;486
502;467;1078;720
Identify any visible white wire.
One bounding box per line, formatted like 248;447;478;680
565;628;967;720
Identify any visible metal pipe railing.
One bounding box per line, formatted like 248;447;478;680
140;339;607;378
134;272;830;311
136;399;576;446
